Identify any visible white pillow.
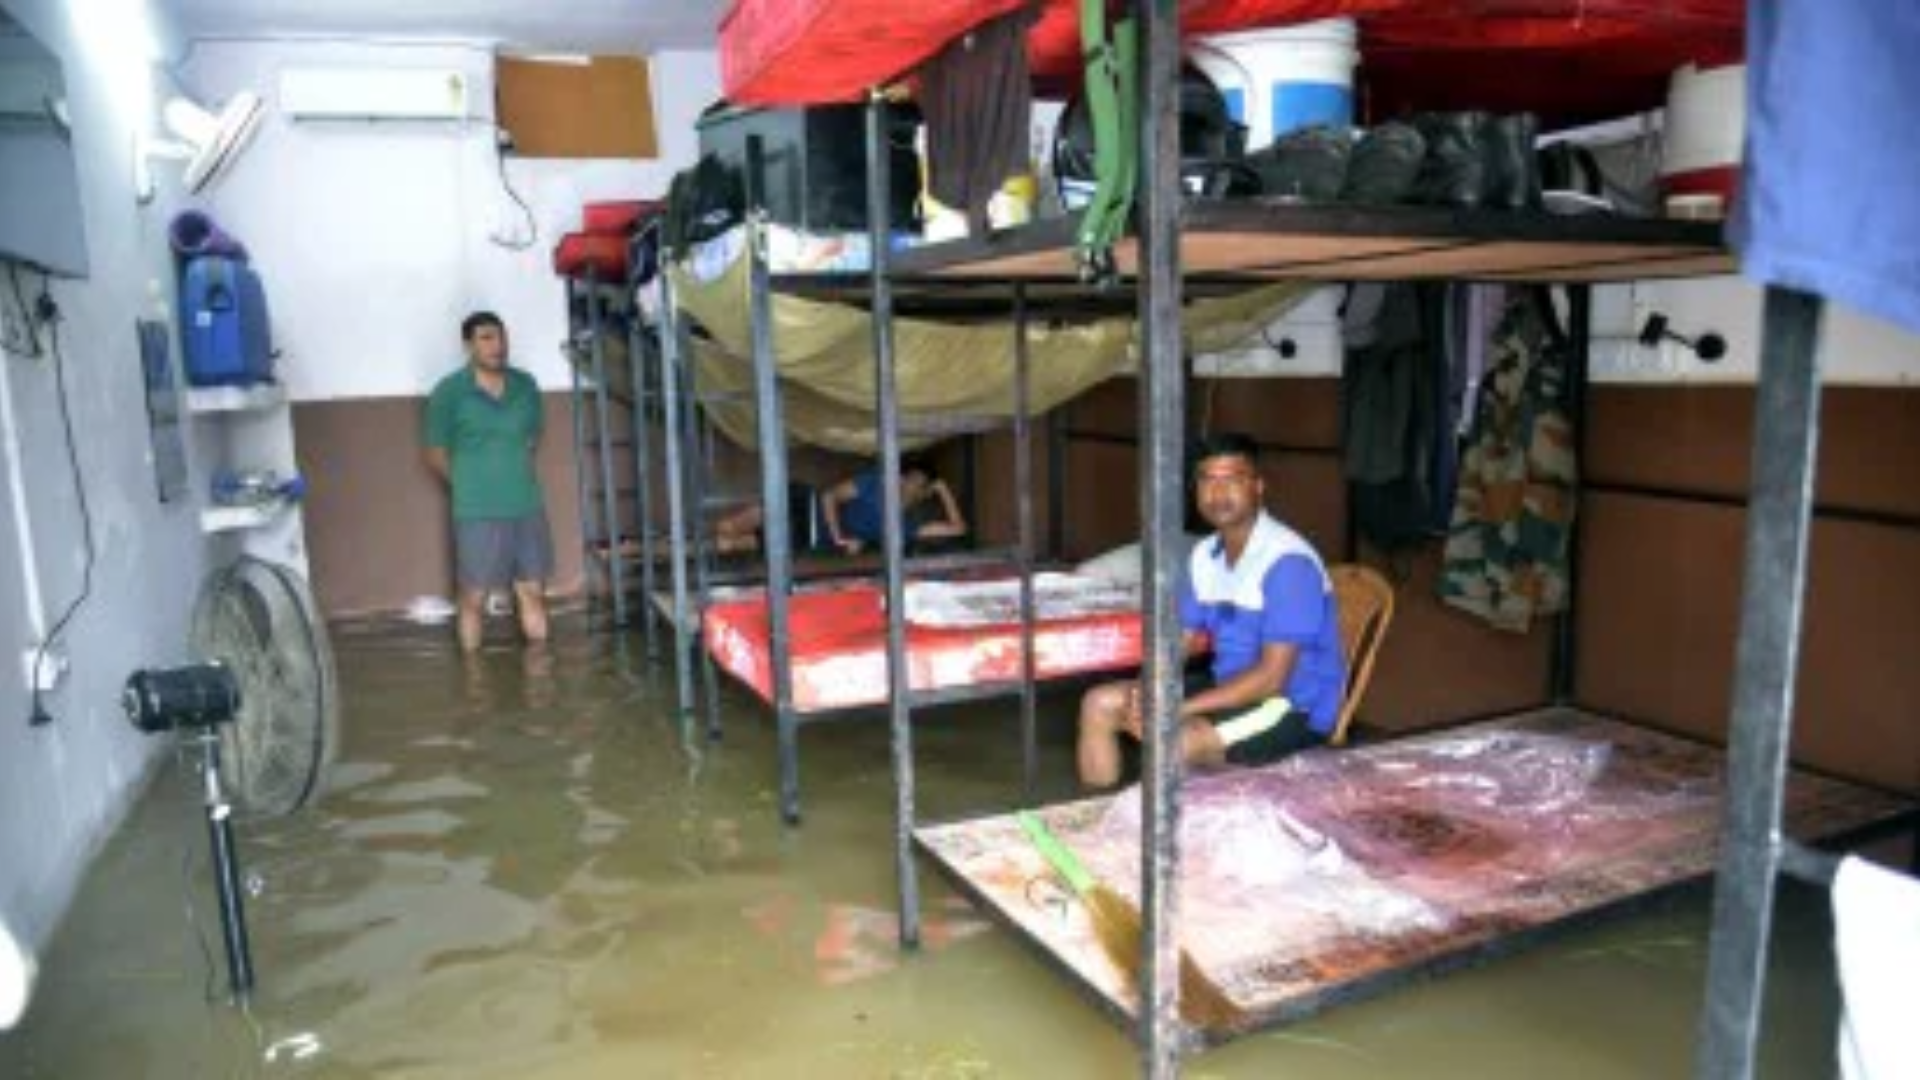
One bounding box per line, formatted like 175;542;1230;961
1075;536;1201;585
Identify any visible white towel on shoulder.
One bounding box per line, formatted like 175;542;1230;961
1835;855;1920;1080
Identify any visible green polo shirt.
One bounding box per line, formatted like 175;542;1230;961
425;365;545;521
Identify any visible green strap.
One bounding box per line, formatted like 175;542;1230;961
1074;0;1141;280
1017;810;1097;896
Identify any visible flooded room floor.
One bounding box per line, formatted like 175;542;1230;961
1;621;1847;1078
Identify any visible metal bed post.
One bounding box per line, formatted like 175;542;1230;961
868;93;921;945
1552;284;1593;702
682;309;724;740
657;272;698;720
630;273;660;660
568;278;602;621
1048;407;1068;558
745;134;802;821
587;270;630;628
1138;0;1187;1073
962;434;980;548
1013;283;1039;798
1694;287;1827;1080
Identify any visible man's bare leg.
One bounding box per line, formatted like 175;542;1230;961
457;588;487;652
514;580;550;644
1180;718;1228;770
1076;681;1136;789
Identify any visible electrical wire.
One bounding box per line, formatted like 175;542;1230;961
28;299;96;728
3;265;41;359
490;123;538;251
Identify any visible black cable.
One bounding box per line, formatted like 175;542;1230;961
3;265;41;359
490;124;537;251
29;301;95;728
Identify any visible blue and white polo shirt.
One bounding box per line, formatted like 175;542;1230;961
1177;512;1346;735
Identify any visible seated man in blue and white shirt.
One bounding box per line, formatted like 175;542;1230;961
1077;433;1346;789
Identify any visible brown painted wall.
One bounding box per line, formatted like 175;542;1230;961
293;394;586;617
1576;387;1920;792
294;392;874;617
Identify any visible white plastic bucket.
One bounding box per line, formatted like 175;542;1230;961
1662;62;1746;201
1189;18;1358;152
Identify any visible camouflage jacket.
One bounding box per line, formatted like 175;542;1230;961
1438;295;1578;633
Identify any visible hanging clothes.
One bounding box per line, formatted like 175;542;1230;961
1438;291;1578;634
1733;1;1920;337
1429;283;1505;532
918;7;1036;238
1343;284;1445;554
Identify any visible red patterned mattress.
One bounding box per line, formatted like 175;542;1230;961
702;579;1143;714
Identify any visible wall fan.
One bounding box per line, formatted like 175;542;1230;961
137;90;264;202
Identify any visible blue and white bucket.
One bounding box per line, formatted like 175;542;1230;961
1189;18;1359;152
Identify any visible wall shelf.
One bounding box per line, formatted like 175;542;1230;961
186;383;287;414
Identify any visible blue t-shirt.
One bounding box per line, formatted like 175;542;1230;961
1177;513;1346;735
839;469;919;545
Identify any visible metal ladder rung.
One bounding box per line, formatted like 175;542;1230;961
904;679;1031;711
904;547;1021;576
897;413;1006;438
699;493;759;513
692;389;758;405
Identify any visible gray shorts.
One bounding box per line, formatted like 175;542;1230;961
455;511;554;591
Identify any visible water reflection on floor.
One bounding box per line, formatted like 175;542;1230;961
0;621;1844;1078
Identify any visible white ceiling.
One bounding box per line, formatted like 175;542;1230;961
170;0;729;52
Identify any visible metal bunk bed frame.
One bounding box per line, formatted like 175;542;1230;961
565;266;651;644
832;2;1892;1076
563;237;676;660
652;137;1068;827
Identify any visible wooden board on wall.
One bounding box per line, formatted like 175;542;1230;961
1587;386;1920;521
496;56;657;159
1575;491;1920;793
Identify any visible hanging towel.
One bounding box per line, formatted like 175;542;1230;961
919;8;1036;238
1733;1;1920;338
1834;855;1920;1080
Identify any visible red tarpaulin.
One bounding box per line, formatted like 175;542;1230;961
722;0;1742;122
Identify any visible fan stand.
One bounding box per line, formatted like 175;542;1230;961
191;729;256;1001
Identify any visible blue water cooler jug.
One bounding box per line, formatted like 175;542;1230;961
180;256;273;387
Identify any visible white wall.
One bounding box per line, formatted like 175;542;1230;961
1590;277;1920;385
179;41;719;400
0;0;217;973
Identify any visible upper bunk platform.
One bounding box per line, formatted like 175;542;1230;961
889;204;1733;285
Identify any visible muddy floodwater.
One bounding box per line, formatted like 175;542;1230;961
0;621;1846;1078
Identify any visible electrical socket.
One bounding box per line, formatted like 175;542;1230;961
21;646;67;693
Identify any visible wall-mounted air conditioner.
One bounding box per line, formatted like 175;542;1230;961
279;67;471;122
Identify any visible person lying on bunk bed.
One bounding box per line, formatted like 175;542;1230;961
1076;433;1346;789
711;483;815;556
819;454;967;556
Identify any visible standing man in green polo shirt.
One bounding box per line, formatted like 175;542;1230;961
424;311;553;651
